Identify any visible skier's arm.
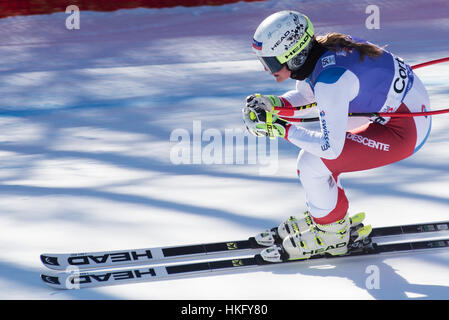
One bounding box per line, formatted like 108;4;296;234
285;68;360;159
281;80;316;107
277;80;317;118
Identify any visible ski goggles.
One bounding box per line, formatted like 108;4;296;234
257;56;284;74
256;15;314;74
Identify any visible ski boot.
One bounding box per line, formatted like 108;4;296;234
259;212;372;263
254;211;314;247
254;211;366;247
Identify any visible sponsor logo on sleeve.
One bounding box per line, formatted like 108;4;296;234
320;110;331;151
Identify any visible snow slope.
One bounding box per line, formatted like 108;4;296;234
0;0;448;299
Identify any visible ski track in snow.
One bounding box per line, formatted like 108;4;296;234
0;0;448;299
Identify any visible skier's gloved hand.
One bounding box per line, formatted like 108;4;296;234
242;105;267;137
246;94;284;113
267;114;291;139
242;105;291;139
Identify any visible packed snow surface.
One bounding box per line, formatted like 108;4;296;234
0;0;448;299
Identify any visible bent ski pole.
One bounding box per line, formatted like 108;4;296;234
273;56;449;122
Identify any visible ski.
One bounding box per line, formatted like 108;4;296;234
41;237;449;289
369;220;449;237
40;239;264;271
40;220;449;271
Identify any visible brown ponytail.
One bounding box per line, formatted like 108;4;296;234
317;33;384;61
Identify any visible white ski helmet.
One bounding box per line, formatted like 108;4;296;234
252;10;315;73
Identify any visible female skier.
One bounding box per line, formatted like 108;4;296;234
243;10;432;262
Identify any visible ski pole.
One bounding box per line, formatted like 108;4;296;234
411;57;449;70
284;108;449;123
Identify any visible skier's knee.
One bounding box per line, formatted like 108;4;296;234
297;151;331;179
